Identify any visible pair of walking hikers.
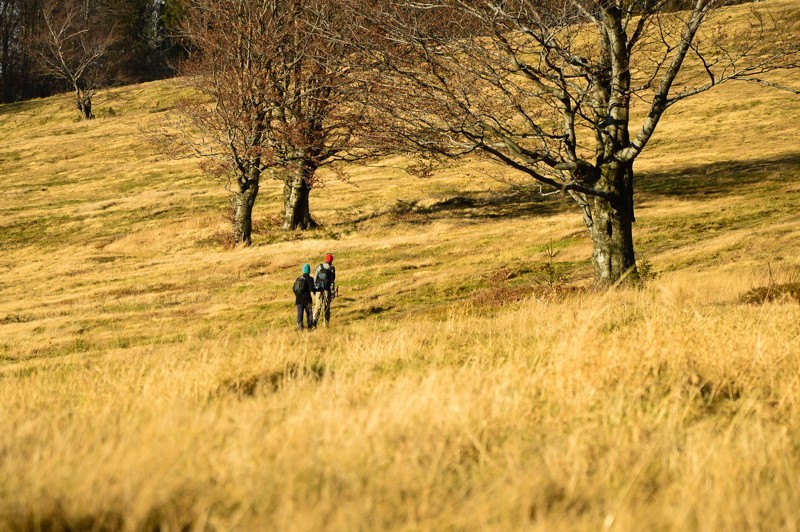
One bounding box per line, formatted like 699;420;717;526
293;253;336;330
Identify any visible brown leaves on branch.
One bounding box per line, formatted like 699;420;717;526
154;0;397;238
149;0;799;254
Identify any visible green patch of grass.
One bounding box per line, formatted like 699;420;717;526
0;149;25;163
530;236;584;254
111;334;155;350
89;255;127;264
70;338;93;353
115;173;170;193
100;301;155;314
12;366;41;378
2;313;33;324
0;215;78;249
0;98;50;116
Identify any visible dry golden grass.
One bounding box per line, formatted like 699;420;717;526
1;1;800;529
1;289;799;530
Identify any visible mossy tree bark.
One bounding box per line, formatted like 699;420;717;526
589;162;637;284
232;169;259;247
282;163;318;231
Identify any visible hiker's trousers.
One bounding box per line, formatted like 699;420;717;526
296;303;313;328
314;291;332;326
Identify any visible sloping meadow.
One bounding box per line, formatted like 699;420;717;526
2;1;800;527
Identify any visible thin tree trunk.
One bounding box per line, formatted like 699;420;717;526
281;165;317;231
1;33;11;103
80;98;93;119
232;174;259;246
589;162;638;285
75;88;94;119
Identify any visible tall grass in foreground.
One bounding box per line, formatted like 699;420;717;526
2;275;799;530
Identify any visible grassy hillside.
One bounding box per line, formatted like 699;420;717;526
1;0;799;529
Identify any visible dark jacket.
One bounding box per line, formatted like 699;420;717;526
294;273;315;305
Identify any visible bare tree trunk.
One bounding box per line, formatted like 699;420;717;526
589;162;638;285
75;88;94;119
281;165;317;231
1;29;12;103
232;174;259;246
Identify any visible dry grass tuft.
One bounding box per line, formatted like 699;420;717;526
741;282;800;305
215;361;328;398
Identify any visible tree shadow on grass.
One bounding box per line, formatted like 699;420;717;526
637;153;800;198
348;153;800;227
346;189;572;226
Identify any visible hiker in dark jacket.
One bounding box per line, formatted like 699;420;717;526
313;253;336;327
294;264;316;330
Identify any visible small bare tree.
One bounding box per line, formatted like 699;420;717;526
353;0;799;284
27;0;119;119
172;0;376;245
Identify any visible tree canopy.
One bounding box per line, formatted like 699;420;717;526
345;0;800;282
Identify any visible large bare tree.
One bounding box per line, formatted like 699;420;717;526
353;0;799;284
174;0;375;245
26;0;119;119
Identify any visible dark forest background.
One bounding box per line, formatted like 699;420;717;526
0;0;184;103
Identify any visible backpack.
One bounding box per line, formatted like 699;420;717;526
292;276;306;296
316;265;332;290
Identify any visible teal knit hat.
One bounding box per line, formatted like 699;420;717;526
302;264;311;274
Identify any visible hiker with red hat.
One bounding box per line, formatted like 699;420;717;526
313;253;336;327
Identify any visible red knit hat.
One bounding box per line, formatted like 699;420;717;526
325;253;333;263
